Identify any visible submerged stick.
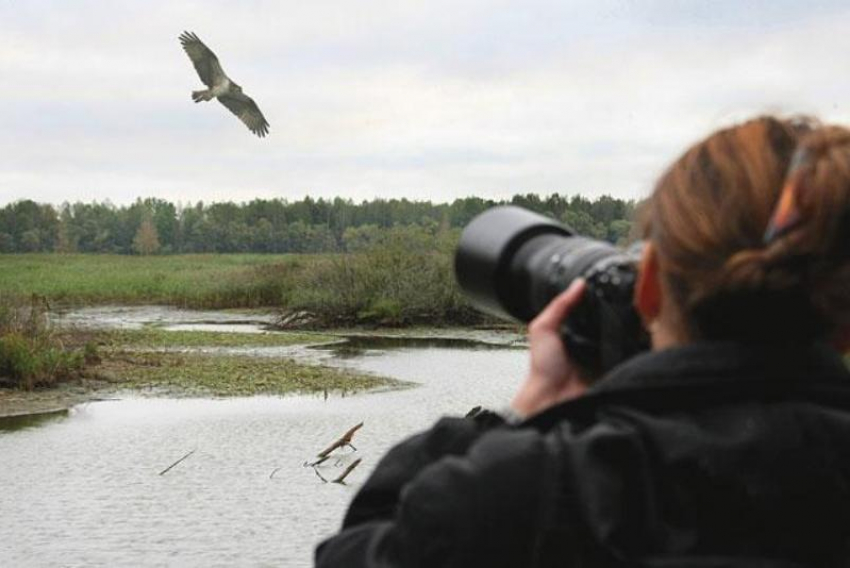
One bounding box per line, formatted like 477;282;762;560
303;455;331;468
317;422;363;458
332;458;362;484
159;449;196;476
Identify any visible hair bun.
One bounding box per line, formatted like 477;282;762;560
723;249;768;288
647;116;850;342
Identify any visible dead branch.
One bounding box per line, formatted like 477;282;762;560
332;458;362;484
303;455;331;468
159;449;196;476
317;422;363;458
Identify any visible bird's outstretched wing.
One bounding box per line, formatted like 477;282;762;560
218;94;270;138
179;31;226;87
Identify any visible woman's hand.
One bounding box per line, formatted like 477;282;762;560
510;279;588;419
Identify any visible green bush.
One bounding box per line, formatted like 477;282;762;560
0;295;91;390
275;226;486;326
0;332;85;390
0;333;37;386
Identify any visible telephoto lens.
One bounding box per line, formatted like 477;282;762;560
454;205;649;379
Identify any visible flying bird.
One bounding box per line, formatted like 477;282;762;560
179;31;270;138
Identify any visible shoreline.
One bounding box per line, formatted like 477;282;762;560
1;301;526;420
0;381;110;420
0;328;393;419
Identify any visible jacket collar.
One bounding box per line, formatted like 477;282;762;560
591;340;850;394
523;341;850;431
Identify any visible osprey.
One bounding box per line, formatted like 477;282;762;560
179;31;270;138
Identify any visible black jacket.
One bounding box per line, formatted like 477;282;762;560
315;342;850;567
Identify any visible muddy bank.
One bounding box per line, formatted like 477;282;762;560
0;379;115;418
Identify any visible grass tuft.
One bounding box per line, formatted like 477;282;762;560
0;296;95;390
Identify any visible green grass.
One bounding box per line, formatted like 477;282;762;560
98;351;395;397
0;254;300;308
93;327;399;397
0;235;487;326
0;332;87;390
0;296;97;390
99;328;335;349
0;292;401;406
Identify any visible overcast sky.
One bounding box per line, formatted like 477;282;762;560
2;0;850;206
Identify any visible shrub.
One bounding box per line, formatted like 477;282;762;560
275;226;487;326
0;295;91;390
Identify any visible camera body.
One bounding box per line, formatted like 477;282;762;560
454;206;649;379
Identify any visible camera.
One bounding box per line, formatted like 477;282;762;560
454;205;649;379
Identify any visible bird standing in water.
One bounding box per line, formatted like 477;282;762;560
179;31;270;138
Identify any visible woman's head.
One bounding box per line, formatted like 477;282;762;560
638;116;850;346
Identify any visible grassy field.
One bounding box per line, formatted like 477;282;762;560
0;253;300;308
0;245;483;326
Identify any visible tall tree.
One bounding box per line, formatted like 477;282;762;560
133;215;160;255
0;193;636;253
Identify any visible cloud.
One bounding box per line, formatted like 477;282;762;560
2;0;850;206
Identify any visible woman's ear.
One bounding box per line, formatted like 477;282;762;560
635;242;662;326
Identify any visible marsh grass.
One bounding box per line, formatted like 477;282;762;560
100;328;335;349
274;228;483;326
0;294;399;407
98;351;396;397
0;295;95;390
91;326;398;397
0;253;301;308
0;231;486;327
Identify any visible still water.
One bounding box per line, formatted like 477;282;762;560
0;331;527;567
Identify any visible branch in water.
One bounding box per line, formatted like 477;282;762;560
159;449;196;476
317;422;363;458
333;458;362;484
303;455;331;468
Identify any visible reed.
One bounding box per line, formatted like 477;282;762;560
0;295;95;389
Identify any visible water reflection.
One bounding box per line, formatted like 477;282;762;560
161;322;274;333
55;305;278;330
0;408;68;432
311;334;523;358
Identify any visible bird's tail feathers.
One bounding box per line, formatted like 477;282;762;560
192;89;214;103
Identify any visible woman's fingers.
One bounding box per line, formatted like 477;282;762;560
513;279;590;417
528;279;586;335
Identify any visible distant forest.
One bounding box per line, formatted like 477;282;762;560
0;194;638;254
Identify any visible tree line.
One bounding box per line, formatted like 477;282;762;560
0;194;637;255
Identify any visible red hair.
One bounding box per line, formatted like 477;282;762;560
645;116;850;342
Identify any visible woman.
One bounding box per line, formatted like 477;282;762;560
315;116;850;567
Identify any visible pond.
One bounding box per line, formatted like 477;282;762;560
0;309;528;567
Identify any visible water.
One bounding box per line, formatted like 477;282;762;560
0;317;528;567
56;305;279;332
